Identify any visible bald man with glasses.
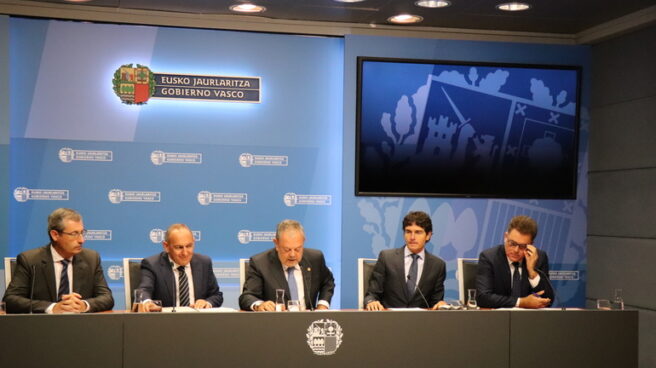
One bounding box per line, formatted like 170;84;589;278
476;215;553;309
2;208;114;313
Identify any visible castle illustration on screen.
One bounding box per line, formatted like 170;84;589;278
356;57;581;199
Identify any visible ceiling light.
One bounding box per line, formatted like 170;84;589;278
229;3;266;13
333;0;366;3
496;2;531;11
415;0;451;8
388;14;424;24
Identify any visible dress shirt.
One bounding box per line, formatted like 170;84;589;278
250;263;330;310
507;257;540;307
169;258;199;307
46;245;90;313
404;247;426;284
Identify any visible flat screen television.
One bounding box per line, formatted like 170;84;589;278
356;57;581;199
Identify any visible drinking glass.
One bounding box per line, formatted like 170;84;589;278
287;300;300;312
467;289;478;310
596;299;611;310
132;288;145;312
612;289;624;310
275;289;285;312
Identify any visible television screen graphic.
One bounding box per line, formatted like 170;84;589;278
356;57;580;198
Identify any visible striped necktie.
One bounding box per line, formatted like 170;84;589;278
58;259;70;301
177;266;190;307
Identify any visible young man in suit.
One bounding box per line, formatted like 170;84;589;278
3;208;114;313
364;211;446;310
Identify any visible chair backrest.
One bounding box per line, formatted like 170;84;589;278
457;258;479;303
123;258;143;308
357;258;377;308
4;257;17;289
239;258;249;293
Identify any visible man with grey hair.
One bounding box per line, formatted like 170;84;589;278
239;219;335;311
138;223;223;310
3;208;114;313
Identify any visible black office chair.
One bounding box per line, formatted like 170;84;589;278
357;258;377;308
122;258;143;308
4;257;17;289
457;258;478;303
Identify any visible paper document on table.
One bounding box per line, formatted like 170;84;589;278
387;308;425;311
161;307;237;313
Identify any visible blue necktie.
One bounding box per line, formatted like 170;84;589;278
58;259;70;301
511;262;522;297
406;254;419;297
287;267;299;301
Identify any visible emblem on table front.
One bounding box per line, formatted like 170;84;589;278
306;319;343;356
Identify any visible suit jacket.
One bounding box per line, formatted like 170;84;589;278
238;248;335;311
476;244;554;308
3;244;114;313
138;252;223;308
364;246;446;308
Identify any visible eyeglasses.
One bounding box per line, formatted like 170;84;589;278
506;238;528;250
60;230;87;238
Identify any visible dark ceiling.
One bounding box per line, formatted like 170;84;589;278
22;0;656;34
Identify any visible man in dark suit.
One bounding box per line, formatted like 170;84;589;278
364;211;446;310
3;208;114;313
239;219;334;311
139;223;222;311
476;215;553;308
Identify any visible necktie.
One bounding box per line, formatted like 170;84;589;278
58;259;70;301
177;266;190;307
511;262;522;297
287;267;299;301
406;254;419;297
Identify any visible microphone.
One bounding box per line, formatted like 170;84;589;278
535;268;565;311
408;274;430;309
29;264;36;314
170;262;177;313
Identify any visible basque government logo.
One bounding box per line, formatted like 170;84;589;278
306;319;343;356
58;147;113;163
113;64;156;105
107;265;123;281
113;64;261;104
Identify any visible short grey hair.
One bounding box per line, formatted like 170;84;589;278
48;208;82;240
164;223;192;243
275;219;305;240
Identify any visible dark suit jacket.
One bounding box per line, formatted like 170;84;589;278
3;244;114;313
238;248;335;311
476;244;554;308
138;252;223;308
364;246;446;308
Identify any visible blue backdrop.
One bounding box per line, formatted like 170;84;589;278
0;17;590;310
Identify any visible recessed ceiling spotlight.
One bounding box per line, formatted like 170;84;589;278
496;2;531;11
388;14;424;24
415;0;451;8
229;3;266;13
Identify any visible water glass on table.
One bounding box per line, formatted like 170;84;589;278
275;289;285;312
467;289;478;310
596;299;611;310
